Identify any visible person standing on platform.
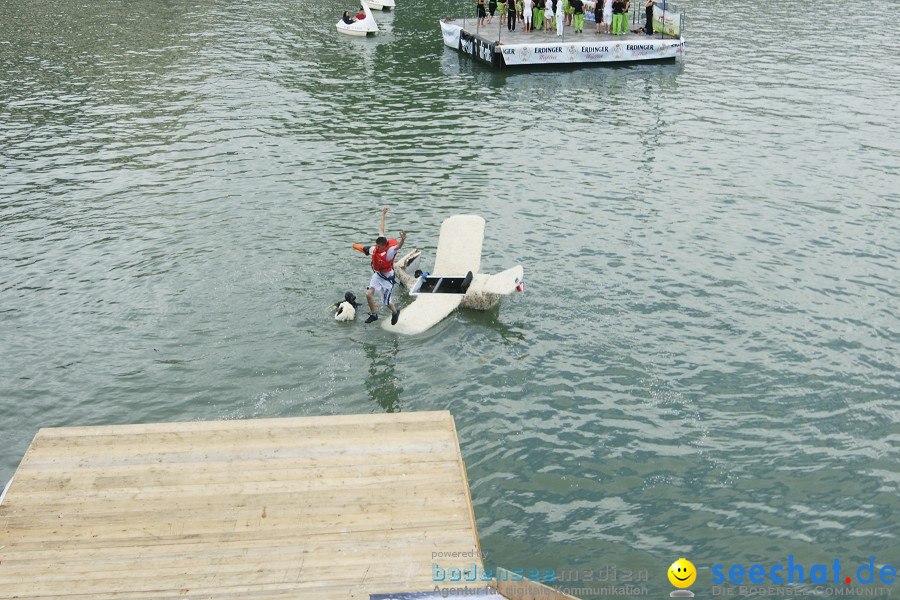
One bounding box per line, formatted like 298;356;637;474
505;0;517;30
611;0;624;34
571;0;584;32
488;0;497;23
477;0;486;26
545;0;555;31
534;0;543;31
644;0;653;34
499;0;508;27
594;0;603;32
555;0;564;36
603;0;612;32
523;0;533;31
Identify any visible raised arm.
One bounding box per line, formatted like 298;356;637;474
379;207;388;236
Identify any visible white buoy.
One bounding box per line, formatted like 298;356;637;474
334;301;356;321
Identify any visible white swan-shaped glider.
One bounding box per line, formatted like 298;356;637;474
336;1;379;36
387;215;524;335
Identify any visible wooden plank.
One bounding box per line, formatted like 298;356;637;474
8;459;462;492
0;525;477;557
28;419;455;452
0;533;478;573
2;561;486;598
2;495;471;539
0;553;476;588
22;429;457;461
10;450;458;475
33;411;453;438
2;494;470;533
4;468;465;506
14;441;458;471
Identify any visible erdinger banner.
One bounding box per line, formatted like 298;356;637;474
499;39;685;66
652;0;683;37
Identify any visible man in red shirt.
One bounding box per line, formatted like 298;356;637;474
361;208;406;325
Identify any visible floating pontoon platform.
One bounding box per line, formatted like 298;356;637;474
440;1;685;68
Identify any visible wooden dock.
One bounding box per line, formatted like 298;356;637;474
0;411;488;599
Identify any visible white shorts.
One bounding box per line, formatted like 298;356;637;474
368;272;395;307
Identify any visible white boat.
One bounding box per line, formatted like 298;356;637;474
367;0;395;10
387;215;524;335
336;1;378;36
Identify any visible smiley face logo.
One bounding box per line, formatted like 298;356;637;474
668;558;696;588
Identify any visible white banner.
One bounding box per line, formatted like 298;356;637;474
652;2;682;37
440;20;462;49
499;38;684;65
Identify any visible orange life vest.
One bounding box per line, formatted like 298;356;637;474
371;239;399;274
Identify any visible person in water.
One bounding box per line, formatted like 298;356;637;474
361;207;406;325
342;10;356;23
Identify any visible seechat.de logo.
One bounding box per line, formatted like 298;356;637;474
711;556;896;585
